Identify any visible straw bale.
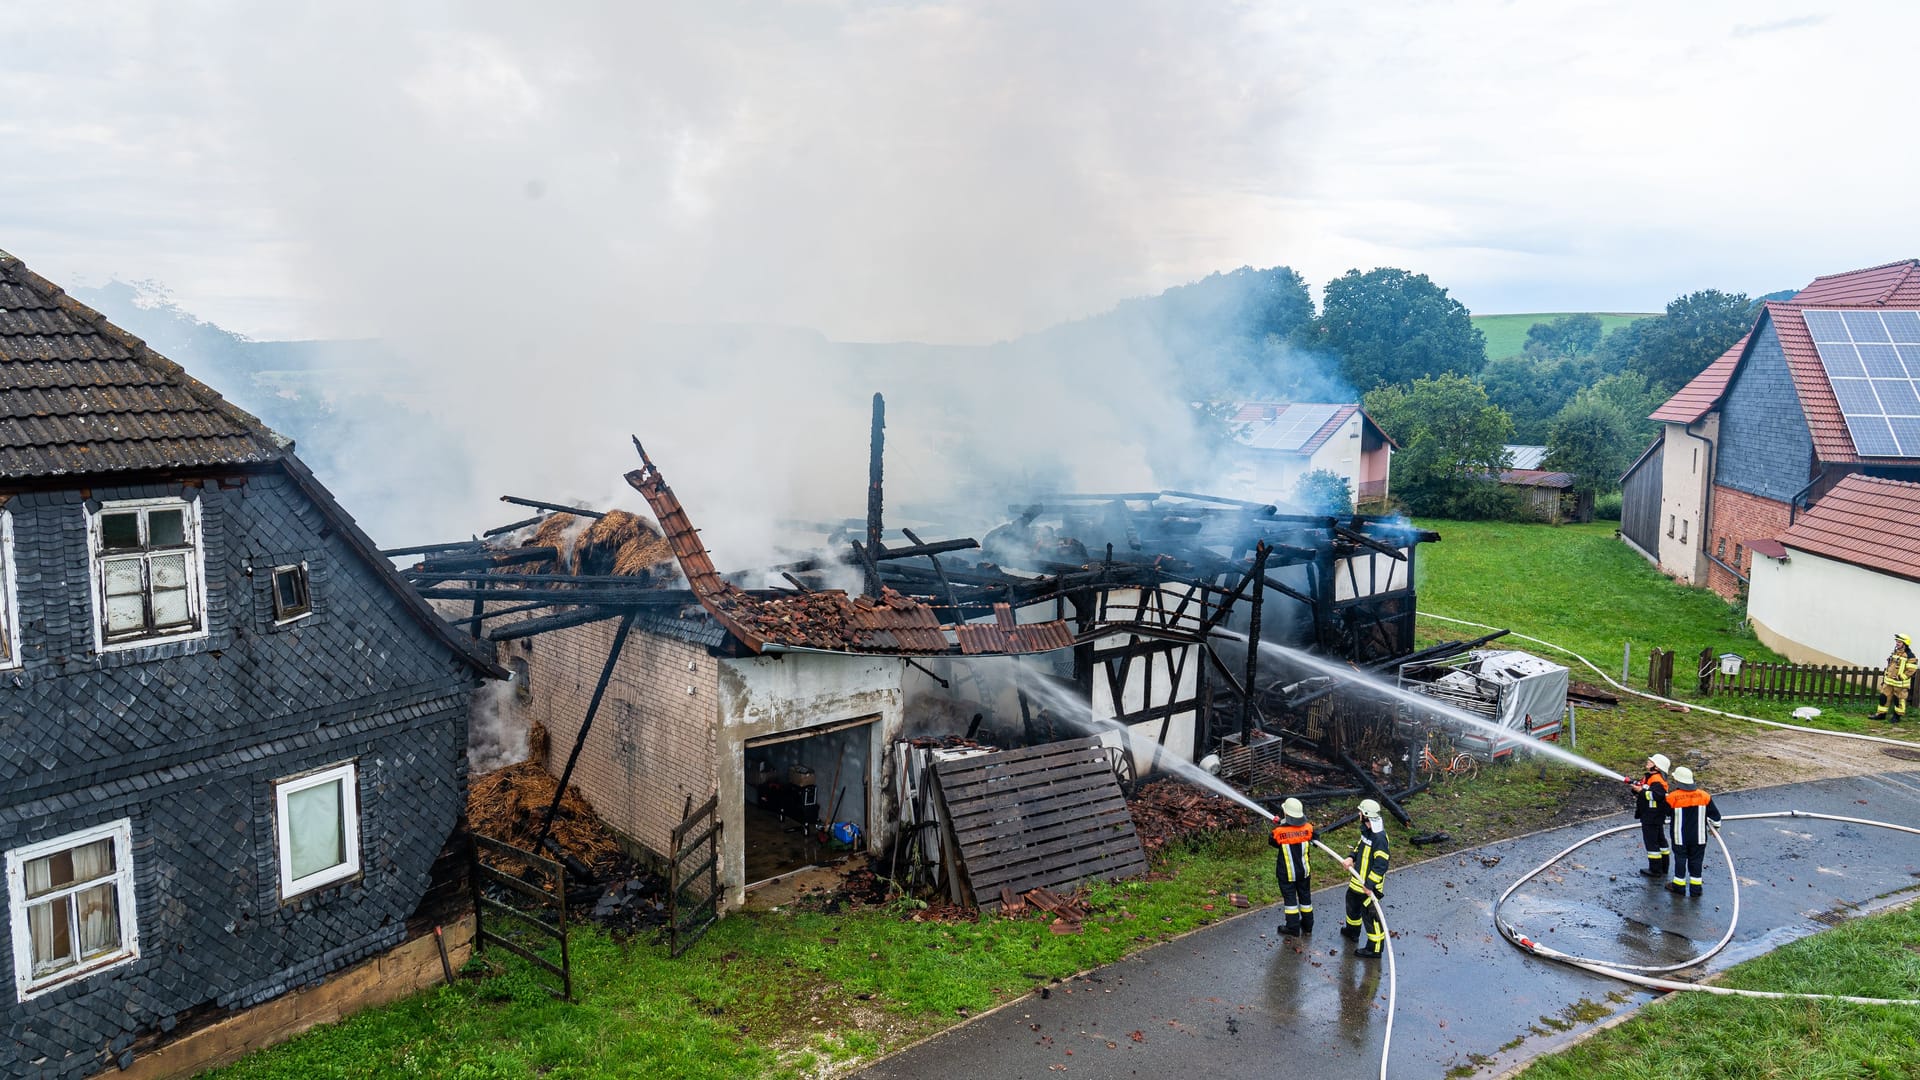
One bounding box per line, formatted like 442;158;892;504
467;761;625;877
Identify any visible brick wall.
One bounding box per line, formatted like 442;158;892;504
1705;484;1793;600
0;473;477;1079
511;622;719;859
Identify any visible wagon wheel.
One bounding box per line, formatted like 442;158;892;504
1108;745;1138;792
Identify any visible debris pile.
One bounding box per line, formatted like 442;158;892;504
998;885;1093;934
528;510;676;578
467;762;626;878
1127;781;1265;853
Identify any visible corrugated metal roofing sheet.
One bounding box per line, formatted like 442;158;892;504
0;249;286;478
1497;469;1573;489
1779;473;1920;581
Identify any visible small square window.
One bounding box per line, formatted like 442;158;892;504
274;762;361;899
6;820;139;1000
271;564;312;623
1716;537;1726;558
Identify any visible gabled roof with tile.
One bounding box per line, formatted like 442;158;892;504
1649;336;1747;425
1762;302;1859;463
1227;402;1395;454
0;248;289;479
0;248;501;675
1778;473;1920;582
1787;259;1920;307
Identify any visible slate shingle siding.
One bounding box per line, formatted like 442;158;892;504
1716;324;1817;502
0;471;474;1079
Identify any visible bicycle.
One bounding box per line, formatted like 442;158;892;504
1419;738;1480;782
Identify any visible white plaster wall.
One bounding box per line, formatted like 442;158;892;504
1748;549;1920;666
1088;586;1204;775
1658;417;1716;584
1307;414;1365;494
715;652;905;904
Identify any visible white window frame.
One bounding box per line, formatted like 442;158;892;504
0;511;19;670
87;497;209;652
273;762;362;899
6;819;140;1001
269;562;313;624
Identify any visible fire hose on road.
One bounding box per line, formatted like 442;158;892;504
1309;836;1398;1080
1494;810;1920;1006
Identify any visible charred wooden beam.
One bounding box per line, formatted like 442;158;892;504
415;586;698;606
415;547;560;572
869;537;979;561
1260;574;1316;609
536;612;635;849
864;392;886;597
406;570;665;586
490;606;622;641
902;527;963;614
381;540;485;558
1335;748;1411;825
478;599;566;621
1157;489;1277;511
1241;542;1271;746
1363;629;1509;673
482;515;548;538
501;496;605;519
779;572;814;593
1335;524;1406;561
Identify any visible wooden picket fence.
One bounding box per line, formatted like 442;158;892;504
1695;647;1881;702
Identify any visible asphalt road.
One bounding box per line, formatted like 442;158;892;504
856;769;1920;1080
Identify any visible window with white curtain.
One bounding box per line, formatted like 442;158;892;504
274;762;361;898
6;820;139;1000
89;498;206;649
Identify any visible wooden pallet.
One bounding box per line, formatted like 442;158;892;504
931;735;1148;910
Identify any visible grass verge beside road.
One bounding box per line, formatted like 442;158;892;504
1519;899;1920;1079
209;834;1284;1080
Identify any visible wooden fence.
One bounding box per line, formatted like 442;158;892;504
1694;647;1881;702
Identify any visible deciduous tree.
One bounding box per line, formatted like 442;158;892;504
1312;268;1487;390
1363;374;1514;519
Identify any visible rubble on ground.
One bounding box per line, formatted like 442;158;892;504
1127;781;1265;854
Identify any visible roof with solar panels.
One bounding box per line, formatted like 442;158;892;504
1226;402;1396;454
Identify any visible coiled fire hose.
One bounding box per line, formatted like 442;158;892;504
1418;611;1920;749
1309;836;1397;1080
1494;810;1920;1005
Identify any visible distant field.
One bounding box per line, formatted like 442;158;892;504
1472;312;1657;361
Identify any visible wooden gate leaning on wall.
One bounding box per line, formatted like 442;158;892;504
669;793;722;957
470;834;573;1001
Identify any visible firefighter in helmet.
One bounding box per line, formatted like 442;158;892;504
1630;752;1672;880
1874;634;1917;722
1269;798;1315;936
1665;766;1722;898
1340;799;1390;958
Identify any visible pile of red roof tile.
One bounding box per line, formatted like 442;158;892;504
1127;781;1265;854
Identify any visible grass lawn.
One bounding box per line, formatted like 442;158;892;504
207;834;1286;1080
1520;899;1920;1079
1413;518;1920;741
1471;312;1656;361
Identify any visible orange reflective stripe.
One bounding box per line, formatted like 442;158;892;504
1667;788;1710;808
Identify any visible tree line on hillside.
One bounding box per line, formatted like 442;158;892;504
1156;266;1760;522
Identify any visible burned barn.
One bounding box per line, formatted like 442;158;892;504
0;250;501;1078
412;396;1437;913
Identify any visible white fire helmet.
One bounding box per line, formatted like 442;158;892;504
1357;798;1382;823
1648;753;1671;773
1280;797;1306;820
1671;766;1695;786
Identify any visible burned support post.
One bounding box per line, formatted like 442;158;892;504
1240;542;1271;746
534;611;637;849
501;496;606;519
864;392;886;598
1335;748;1411;826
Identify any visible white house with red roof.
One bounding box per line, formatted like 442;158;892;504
1746;474;1920;665
1223;402;1395;509
1620;260;1920;599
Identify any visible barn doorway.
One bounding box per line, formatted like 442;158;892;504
742;716;875;888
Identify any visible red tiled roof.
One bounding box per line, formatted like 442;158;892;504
1789;260;1920;306
1649;335;1747;424
1498;469;1573;489
1778;473;1920;582
1747;538;1788;560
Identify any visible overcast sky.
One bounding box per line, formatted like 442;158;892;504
3;1;1917;344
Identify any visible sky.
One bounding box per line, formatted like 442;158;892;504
5;1;1918;345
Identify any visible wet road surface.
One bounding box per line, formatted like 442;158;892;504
856;770;1920;1079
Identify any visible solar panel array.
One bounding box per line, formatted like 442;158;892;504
1243;403;1341;451
1802;309;1920;457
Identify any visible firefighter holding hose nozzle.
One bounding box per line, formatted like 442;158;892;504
1341;799;1390;958
1665;766;1722;898
1269;798;1315;936
1629;752;1673;881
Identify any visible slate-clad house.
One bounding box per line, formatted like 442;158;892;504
0;249;499;1078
